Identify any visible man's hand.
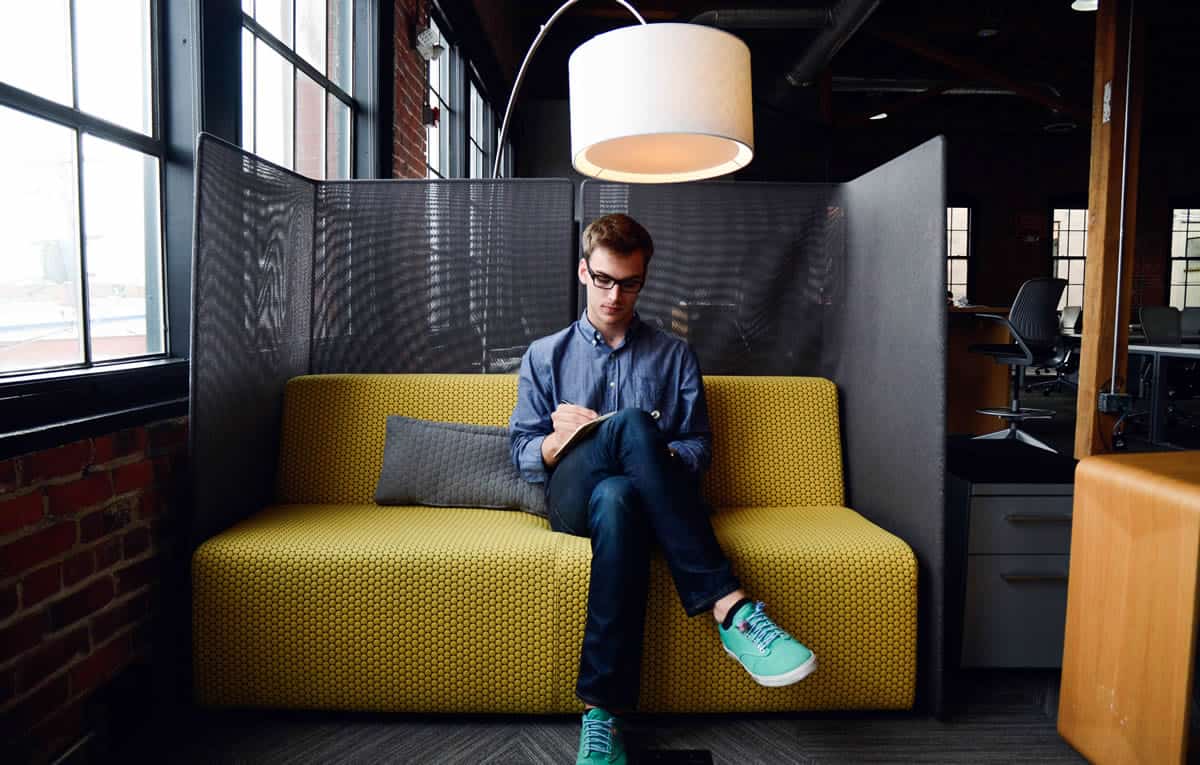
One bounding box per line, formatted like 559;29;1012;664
541;403;598;467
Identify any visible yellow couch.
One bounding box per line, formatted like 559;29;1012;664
192;373;917;713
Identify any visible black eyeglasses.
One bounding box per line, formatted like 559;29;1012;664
586;263;645;293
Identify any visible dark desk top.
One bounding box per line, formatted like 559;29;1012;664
947;436;1078;486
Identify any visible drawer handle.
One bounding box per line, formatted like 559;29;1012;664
1003;513;1072;525
1001;572;1069;583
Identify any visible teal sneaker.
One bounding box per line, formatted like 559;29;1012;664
575;707;627;764
718;600;817;687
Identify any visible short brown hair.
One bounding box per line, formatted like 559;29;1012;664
582;214;654;265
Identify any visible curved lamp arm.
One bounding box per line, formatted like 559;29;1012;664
491;0;647;179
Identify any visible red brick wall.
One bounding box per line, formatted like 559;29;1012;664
0;418;187;762
394;0;429;178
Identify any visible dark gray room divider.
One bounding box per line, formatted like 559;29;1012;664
580;181;843;375
191;133;946;712
189;135;575;545
834;137;948;715
581;136;947;712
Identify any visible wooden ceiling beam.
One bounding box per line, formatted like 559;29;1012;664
871;29;1090;123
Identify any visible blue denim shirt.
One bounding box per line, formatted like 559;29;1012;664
509;312;713;483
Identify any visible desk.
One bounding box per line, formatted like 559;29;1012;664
1128;343;1200;445
948;307;1012;435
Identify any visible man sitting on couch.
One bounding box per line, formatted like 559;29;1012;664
509;213;817;764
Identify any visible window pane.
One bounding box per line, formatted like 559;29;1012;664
427;119;440;176
256;0;294;47
76;0;154;135
1188;286;1200;309
242;27;255;148
327;94;350;180
0;0;72;106
295;70;325;178
243;0;255;13
1067;232;1084;259
1053;209;1067;225
1069;209;1086;231
81;135;163;361
255;39;294;168
1172;231;1186;258
1188;236;1200;259
0;107;83;373
1170;286;1185;309
296;0;326;72
1055;260;1068;280
950;230;967;259
950;260;966;286
1172;260;1187;285
328;0;352;91
1069;286;1083;308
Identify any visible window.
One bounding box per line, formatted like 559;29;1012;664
1052;208;1088;310
0;1;166;376
425;19;451;179
1169;208;1200;309
241;0;354;179
468;80;494;179
946;207;970;303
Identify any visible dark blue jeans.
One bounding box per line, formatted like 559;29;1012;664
547;409;741;711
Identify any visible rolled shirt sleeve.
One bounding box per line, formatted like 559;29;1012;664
509;348;554;483
667;345;712;475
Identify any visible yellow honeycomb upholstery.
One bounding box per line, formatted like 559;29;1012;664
193;374;917;712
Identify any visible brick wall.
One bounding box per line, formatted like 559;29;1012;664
394;0;429;178
0;418;187;763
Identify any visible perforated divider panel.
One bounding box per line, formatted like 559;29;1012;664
580;181;842;375
190;136;315;546
310;179;575;374
832;136;948;714
190;135;575;543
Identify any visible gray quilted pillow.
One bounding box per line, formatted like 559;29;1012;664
374;416;547;518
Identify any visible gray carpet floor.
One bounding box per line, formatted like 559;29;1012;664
115;672;1086;764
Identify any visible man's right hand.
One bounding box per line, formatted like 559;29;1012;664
541;403;599;467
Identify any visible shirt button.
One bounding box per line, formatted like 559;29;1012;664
609;382;615;388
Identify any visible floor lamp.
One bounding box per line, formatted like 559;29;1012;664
492;0;754;183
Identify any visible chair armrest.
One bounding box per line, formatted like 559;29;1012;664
974;313;1033;363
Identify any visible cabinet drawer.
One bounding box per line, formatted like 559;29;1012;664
961;554;1069;668
968;496;1073;554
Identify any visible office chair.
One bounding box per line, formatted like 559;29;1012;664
1140;305;1182;345
969;277;1068;452
1027;305;1081;395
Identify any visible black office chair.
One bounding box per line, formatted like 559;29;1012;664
969;277;1068;452
1026;305;1081;395
1140;306;1182;346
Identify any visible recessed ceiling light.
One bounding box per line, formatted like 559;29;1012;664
977;28;1000;38
1044;121;1078;134
1071;0;1098;11
869;112;888;121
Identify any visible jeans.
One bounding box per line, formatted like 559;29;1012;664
547;409;741;711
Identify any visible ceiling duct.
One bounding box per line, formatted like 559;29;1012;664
690;9;832;29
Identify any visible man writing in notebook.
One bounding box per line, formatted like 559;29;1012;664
509;214;817;765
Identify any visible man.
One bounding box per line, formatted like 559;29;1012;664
509;214;816;765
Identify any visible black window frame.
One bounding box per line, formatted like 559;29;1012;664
0;0;391;460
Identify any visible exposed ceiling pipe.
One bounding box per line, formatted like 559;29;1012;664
832;76;1065;99
784;0;882;87
690;9;832;29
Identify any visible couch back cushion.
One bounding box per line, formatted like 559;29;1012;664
277;374;843;508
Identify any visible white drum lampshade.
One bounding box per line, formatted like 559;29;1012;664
569;23;754;183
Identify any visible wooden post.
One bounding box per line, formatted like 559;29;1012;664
1074;0;1143;459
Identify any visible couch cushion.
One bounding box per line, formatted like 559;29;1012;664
374;416;547;517
193;503;915;713
277;374;844;508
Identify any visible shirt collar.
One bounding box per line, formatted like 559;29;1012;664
576;310;642;349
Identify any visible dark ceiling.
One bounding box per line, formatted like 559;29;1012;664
507;0;1197;138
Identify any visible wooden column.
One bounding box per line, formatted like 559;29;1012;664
1074;0;1144;458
